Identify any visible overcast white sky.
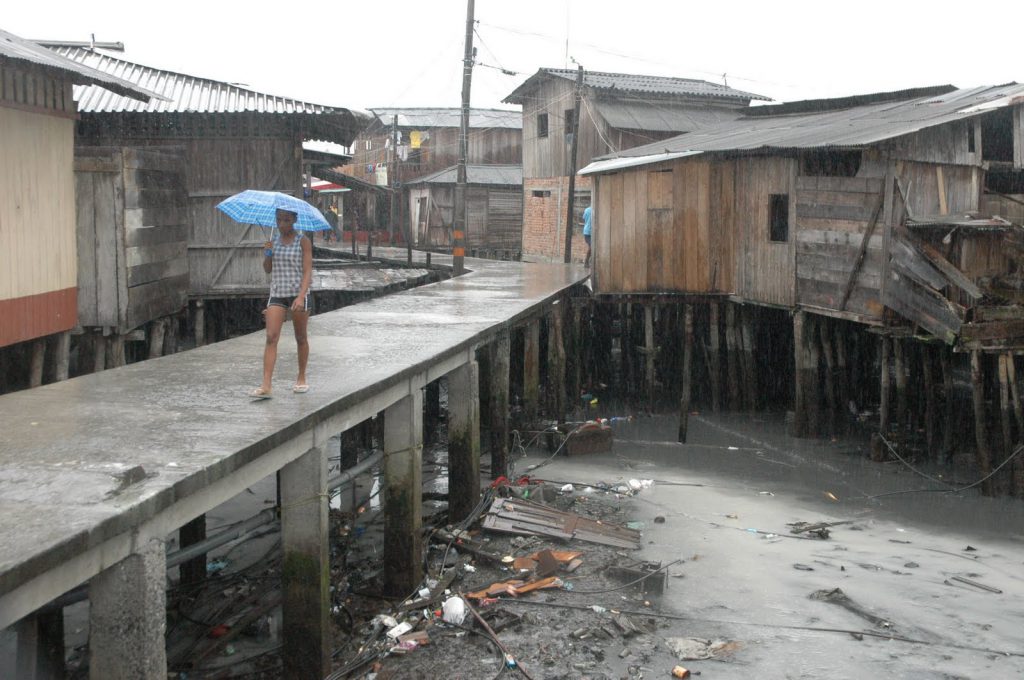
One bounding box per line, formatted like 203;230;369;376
7;1;1024;111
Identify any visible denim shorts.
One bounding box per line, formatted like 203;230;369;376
268;293;312;313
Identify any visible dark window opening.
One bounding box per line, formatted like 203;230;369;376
801;150;861;177
537;113;549;138
967;122;976;153
769;194;789;242
981;108;1014;162
564;109;575;137
532;190;551;198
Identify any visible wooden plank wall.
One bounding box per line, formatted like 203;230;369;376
736;157;797;306
521;79;608;179
897;161;979;216
486;188;524;250
0;104;76;304
888;120;980;166
795;176;885;320
75;148;123;328
708;160;736;292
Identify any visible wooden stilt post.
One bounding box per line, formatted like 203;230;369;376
833;321;849;419
678;304;693;443
193;300;206;347
619;303;631;398
793;311;808;437
164;316;179;356
923;345;937;456
726;304;740;411
819;317;838;437
488;330;511;479
644;304;656;411
53;331;71;382
1006;354;1024;496
29;339;45;387
806;315;821;436
893;337;907;433
999;354;1014;491
880;335;891;435
92;332;106;373
523;318;541;423
148;319;166;359
709;301;721;412
107;334;126;368
970;351;994;496
740;306;757;410
940;347;954;464
570;304;582;413
547;301;567;422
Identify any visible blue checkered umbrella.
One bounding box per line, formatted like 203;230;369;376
216;190;331;231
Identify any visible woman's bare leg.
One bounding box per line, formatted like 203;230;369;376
292;310;310;386
261;305;286;392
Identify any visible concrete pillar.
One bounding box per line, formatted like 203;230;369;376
487;330;511;479
447;360;480;523
523;319;541;423
88;537;166;679
547;302;567;422
384;390;424;596
280;445;329;679
16;609;65;679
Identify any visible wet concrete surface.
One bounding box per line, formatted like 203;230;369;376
505;411;1024;679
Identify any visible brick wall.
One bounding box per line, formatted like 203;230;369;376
521;176;593;263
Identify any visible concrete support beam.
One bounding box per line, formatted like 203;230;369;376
280;444;329;679
88;537;166;680
447;359;480;523
487;330;511;479
384;390;424;596
523;319;541;423
16;609;65;679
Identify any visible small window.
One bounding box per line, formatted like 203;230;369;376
532;190;551;198
564;108;575;137
769;194;789;242
537;113;549;138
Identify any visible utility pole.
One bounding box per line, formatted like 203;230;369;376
563;63;584;263
454;0;475;276
390;114;399;250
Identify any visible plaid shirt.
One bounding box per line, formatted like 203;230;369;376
270;233;305;296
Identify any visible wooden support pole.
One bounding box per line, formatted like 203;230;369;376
1006;354;1024;496
644;304;656;411
740;306;757;411
193;300;206;348
164;317;179;356
893;338;907;433
999;354;1014;487
970;351;994;496
523;318;541;423
833;322;849;420
793;311;808;437
148;319;166;360
106;335;126;368
819;317;838;437
178;515;207;586
940;347;954;463
923;345;937;456
619;303;632;397
880;336;891;435
708;301;722;412
726;304;740;411
806;315;821;436
29;339;45;387
53;331;71;382
488;330;511;479
570;305;582;413
678;304;694;443
447;359;480;523
547;302;567;422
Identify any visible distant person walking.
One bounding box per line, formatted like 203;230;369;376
251;208;313;399
582;204;593;267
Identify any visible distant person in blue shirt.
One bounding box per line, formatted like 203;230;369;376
582;204;593;267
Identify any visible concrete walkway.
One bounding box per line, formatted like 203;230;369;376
0;256;588;631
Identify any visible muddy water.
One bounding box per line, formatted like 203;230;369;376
518;411;1024;679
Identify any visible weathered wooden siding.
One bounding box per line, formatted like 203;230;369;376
795;176;885;321
75;147;189;331
897;161;980;216
522;79;607;179
347;127;521;181
736;157;797;306
887;119;981;166
0;103;77;343
709;160;736;292
408;185;522;250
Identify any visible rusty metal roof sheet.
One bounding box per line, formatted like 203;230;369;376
582;84;1024;174
0;29;157;102
406;164;522;187
505;68;770;105
368;107;522;129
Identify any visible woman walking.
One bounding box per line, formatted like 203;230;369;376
251;208;313;399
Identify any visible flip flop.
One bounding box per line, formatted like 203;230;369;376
292;384;309;394
250;387;273;400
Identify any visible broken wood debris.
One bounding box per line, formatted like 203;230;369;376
949;575;1002;594
787;520;853;539
482;497;642;549
605;561;668;594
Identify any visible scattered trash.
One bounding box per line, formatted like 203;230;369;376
560;483;575;492
810;588;893;629
442;596;468;624
950;575;1002;594
386;621;413;640
725;513;738;520
654;516;666;524
758;491;775;496
482;497;642;549
206;559;229;575
788;520;851;539
626;521;646;531
607;561;668;594
665;637;740;660
672;665;691;679
964;545;977;552
793;564;815;571
207;624;230;639
904;562;919;569
590;605;607;613
824;491;839;502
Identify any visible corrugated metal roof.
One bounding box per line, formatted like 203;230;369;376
406;164;522;186
505;68;770;104
368;107;522;130
593;100;742;133
48;45;360;117
0;29;157;102
582;84;1024;173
